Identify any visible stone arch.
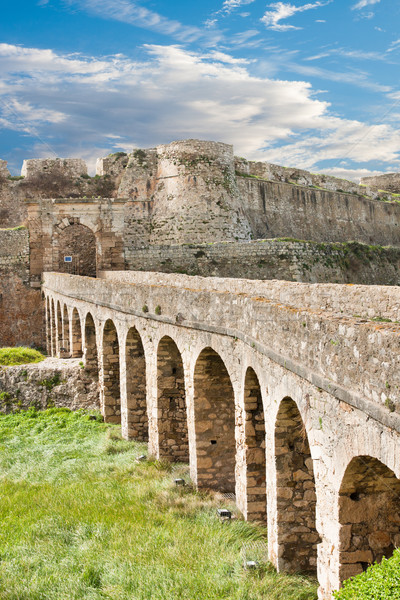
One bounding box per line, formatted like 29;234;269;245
125;326;147;441
193;347;235;492
51;299;56;357
62;304;70;356
71;308;82;358
244;367;266;522
275;397;318;574
84;312;98;377
102;319;120;424
157;336;188;462
55;222;96;277
338;455;400;584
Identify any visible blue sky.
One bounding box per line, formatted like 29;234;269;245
0;0;399;179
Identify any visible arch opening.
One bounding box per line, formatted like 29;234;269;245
62;304;70;357
84;313;98;378
194;347;235;492
56;223;96;277
71;308;82;358
125;327;147;441
102;319;120;424
157;336;188;462
275;397;318;575
244;367;266;522
56;302;63;357
51;299;56;357
46;297;51;356
339;455;400;583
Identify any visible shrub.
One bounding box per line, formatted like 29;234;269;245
333;550;400;599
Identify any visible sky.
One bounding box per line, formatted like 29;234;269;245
0;0;400;179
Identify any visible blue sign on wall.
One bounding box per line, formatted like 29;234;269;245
64;256;73;263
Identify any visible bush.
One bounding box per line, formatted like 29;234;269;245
333;550;400;599
0;347;45;366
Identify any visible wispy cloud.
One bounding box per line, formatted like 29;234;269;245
388;39;400;53
352;0;380;10
261;1;330;31
65;0;217;44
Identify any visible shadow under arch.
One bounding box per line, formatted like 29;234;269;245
275;397;319;575
125;326;147;441
193;346;235;492
157;335;188;462
84;312;98;377
71;308;82;358
244;366;266;522
102;319;120;424
338;455;400;584
62;304;70;356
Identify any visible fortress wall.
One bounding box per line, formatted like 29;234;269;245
124;239;400;286
0;228;43;348
361;172;400;194
100;269;400;322
238;177;400;245
149;140;252;245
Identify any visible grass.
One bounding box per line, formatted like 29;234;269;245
0;409;317;600
0;347;45;366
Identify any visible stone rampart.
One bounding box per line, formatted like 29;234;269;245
150;139;252;244
0;228;43;347
360;172;400;194
238;177;400;245
124;239;400;285
0;160;10;179
21;158;87;179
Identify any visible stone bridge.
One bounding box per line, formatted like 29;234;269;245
42;271;400;599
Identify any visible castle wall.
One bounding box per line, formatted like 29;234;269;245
360;172;400;194
238;177;400;245
0;228;44;348
124;239;400;285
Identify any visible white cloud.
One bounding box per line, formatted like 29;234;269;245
261;1;330;31
0;43;399;175
222;0;255;13
352;0;380;10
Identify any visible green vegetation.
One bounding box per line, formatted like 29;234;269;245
0;225;27;231
0;347;45;366
333;550;400;599
0;409;317;600
7;175;24;181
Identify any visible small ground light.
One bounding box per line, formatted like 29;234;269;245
137;455;147;462
174;478;185;486
217;508;232;520
245;561;258;570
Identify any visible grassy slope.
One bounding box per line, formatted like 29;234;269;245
0;409;317;600
0;347;45;366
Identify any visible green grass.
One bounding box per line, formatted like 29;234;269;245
0;409;317;600
0;347;45;366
